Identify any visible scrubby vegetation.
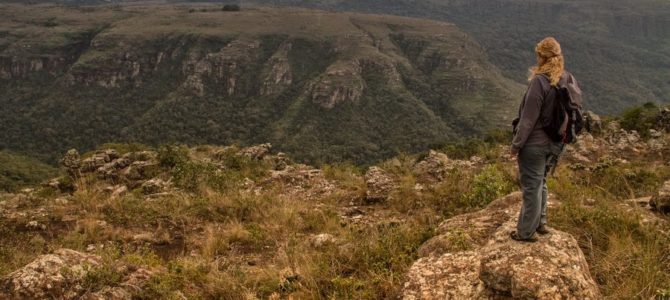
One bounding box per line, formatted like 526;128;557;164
619;102;660;139
2;132;667;298
550;162;670;298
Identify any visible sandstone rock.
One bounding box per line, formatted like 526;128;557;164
141;178;171;195
237;143;272;160
265;152;291;171
583;110;602;135
308;60;365;109
60;149;81;177
413;150;475;182
182;39;261;96
651;180;670;214
260;42;292;96
608;129;643;153
310;233;337;248
0;249;101;299
403;192;600;299
81;150;119;173
108;185;128;199
266;164;335;199
364;166;396;202
96;157;131;180
43;176;75;193
649;129;663;139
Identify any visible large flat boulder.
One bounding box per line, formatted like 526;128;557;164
403;192;600;299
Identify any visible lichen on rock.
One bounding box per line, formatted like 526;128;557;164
403;192;601;300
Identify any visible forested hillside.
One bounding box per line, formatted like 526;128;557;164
0;4;521;164
249;0;670;114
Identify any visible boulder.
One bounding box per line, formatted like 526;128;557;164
650;180;670;214
141;178;171;195
266;164;335;199
364;166;396;202
96;157;131;180
0;249;101;299
309;233;337;248
265;152;291;171
0;249;156;300
43;176;75;193
413;150;475;182
237;143;272;160
583;110;602;135
60;149;81;177
81;150;120;173
403;192;600;299
607;129;643;153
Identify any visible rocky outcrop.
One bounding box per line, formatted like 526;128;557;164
403;192;600;299
0;56;68;79
364;166;396;202
81;149;121;173
607;128;643;153
260;42;293;96
60;149;82;177
0;249;101;299
182;39;262;96
412;150;477;182
308;60;365;109
0;249;155;300
52;149;161;192
237;143;272;160
583;110;603;135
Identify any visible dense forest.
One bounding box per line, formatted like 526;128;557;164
249;0;670;114
0;4;520;165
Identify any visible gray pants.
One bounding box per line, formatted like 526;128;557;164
516;142;563;239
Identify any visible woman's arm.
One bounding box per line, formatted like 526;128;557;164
511;76;545;153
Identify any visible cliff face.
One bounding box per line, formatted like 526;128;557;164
0;4;522;164
251;0;670;114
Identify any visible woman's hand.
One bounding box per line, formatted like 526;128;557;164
510;146;519;157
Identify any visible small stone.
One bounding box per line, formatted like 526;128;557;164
584;198;596;206
310;233;337;247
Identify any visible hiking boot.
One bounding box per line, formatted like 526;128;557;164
536;225;550;235
510;231;537;243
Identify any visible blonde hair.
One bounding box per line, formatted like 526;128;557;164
528;37;564;86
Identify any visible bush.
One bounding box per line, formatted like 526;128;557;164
460;164;516;208
619;102;659;138
157;145;189;168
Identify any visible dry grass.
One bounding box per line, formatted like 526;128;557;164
1;141;669;298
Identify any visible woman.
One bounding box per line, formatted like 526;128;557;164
509;37;580;242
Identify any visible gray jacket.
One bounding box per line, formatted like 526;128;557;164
511;71;582;151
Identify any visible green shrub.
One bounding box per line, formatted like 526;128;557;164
158;145;189;168
460;164;515;208
619;102;659;139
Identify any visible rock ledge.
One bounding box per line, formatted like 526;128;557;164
403;192;601;299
